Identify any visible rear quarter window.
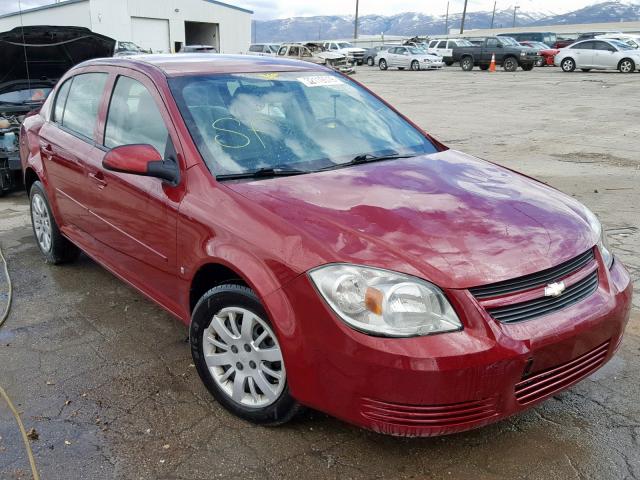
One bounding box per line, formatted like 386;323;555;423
61;72;108;140
53;78;72;123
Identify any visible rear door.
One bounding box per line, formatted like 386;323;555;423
39;71;109;235
569;41;595;68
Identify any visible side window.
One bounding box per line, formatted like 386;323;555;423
249;45;261;52
437;41;447;48
572;41;592;50
53;78;72;123
104;76;170;157
288;46;300;57
277;46;287;56
593;41;614;51
61;72;108;140
487;38;499;48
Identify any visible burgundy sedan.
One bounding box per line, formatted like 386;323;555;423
520;41;560;66
21;55;632;436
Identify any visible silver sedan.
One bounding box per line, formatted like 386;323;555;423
377;46;444;71
555;39;640;73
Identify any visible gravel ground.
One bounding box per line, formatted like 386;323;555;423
0;65;638;480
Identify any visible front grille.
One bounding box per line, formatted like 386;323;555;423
360;397;498;428
470;249;595;299
487;270;598;323
515;341;610;405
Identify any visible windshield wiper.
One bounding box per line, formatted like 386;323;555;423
216;166;309;181
320;152;416;171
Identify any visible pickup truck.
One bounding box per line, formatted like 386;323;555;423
451;36;538;71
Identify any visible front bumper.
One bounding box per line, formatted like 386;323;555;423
266;258;632;437
422;61;444;69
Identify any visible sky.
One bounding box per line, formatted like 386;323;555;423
0;0;608;20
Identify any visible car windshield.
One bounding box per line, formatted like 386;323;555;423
499;37;519;46
169;72;437;177
610;40;634;50
0;87;52;104
337;42;353;49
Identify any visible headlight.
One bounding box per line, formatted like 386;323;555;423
585;210;614;269
309;264;462;337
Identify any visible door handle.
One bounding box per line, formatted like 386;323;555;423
88;171;107;189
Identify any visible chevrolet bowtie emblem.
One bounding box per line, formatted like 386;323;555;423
544;281;566;297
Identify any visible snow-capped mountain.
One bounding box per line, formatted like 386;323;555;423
253;1;640;43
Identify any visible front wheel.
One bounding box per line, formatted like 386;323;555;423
411;60;420;71
561;58;576;72
619;58;635;73
366;56;374;66
460;57;474;71
535;58;545;67
190;284;300;425
503;57;518;72
378;59;388;70
29;181;80;264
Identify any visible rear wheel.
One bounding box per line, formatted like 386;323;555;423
444;59;454;66
378;59;388;70
190;284;300;425
410;60;420;71
460;56;474;71
503;57;518;72
561;58;576;72
619;58;635;73
29;181;80;264
521;63;534;71
479;64;489;71
535;57;545;67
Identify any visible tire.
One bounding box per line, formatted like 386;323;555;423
410;60;420;71
190;284;301;425
561;57;576;72
479;64;489;71
581;68;591;72
619;58;635;74
535;58;545;67
366;56;374;66
521;63;534;71
503;57;518;72
378;59;388;70
29;181;80;264
398;67;405;70
444;60;454;66
460;56;474;71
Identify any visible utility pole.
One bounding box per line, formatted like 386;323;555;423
354;0;360;39
512;5;519;28
460;0;469;34
490;1;496;29
444;1;449;34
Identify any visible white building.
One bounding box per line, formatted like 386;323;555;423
0;0;252;54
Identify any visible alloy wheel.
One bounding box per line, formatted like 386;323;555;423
562;59;575;72
31;193;52;252
203;307;285;408
619;60;634;73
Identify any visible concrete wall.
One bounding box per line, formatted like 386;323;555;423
0;0;251;54
0;0;91;31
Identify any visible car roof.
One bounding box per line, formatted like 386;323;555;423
75;54;325;77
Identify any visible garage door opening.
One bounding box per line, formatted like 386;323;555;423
185;21;220;51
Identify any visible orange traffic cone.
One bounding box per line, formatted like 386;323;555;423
489;54;496;72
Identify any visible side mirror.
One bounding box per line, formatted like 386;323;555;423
103;144;179;184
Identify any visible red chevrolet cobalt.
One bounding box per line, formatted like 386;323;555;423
21;55;632;436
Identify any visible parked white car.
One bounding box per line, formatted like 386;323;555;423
248;43;280;56
322;41;366;65
377;46;444;71
555;39;640;73
427;38;474;65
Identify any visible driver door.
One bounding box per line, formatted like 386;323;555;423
592;41;618;68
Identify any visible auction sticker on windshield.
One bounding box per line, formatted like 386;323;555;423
298;75;344;87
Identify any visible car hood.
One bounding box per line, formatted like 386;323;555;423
227;150;597;289
340;47;366;53
415;53;443;60
316;51;346;60
0;26;115;89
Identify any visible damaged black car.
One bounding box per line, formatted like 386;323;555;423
0;25;115;195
